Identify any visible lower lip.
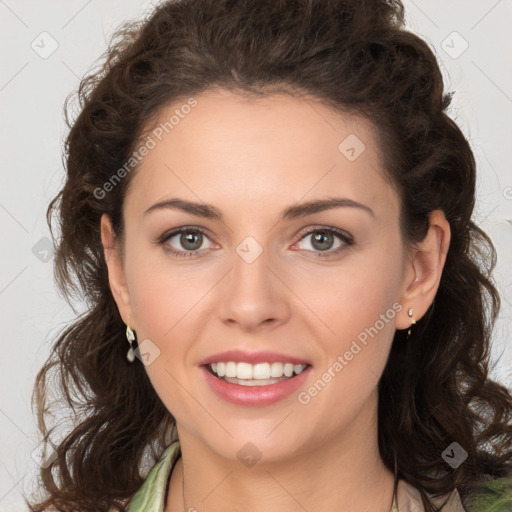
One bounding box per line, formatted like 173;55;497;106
200;365;312;406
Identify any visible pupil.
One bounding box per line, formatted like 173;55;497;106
181;232;202;250
312;232;333;251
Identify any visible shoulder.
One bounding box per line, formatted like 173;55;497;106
459;475;512;512
126;440;182;512
397;479;466;511
398;475;512;512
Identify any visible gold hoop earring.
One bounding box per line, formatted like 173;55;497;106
406;308;416;338
126;325;136;362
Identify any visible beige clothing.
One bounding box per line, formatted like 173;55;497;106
395;479;466;511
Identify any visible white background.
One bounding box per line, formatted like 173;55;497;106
1;1;511;510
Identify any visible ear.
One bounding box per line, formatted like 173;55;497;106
100;213;135;328
395;210;451;330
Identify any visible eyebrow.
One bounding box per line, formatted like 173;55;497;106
144;197;375;221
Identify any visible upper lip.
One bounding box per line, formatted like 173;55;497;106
200;349;311;366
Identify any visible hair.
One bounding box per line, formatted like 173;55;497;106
27;0;512;511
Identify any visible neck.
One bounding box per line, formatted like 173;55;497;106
167;394;395;512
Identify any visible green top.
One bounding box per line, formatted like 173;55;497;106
127;441;181;512
126;440;512;512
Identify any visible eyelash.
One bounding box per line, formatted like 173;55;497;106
157;226;354;259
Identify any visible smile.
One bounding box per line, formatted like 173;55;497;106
208;361;308;385
201;362;312;406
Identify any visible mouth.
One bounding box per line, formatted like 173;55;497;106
203;361;311;387
199;350;313;405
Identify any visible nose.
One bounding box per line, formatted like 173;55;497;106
217;242;292;332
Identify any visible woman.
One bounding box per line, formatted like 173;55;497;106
28;0;512;511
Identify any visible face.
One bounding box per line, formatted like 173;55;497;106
102;89;444;464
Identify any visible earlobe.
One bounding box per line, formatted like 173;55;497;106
396;210;451;330
100;214;134;327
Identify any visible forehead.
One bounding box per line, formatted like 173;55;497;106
126;89;399;222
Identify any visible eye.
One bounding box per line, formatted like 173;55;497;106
293;227;353;257
158;227;216;257
157;225;353;259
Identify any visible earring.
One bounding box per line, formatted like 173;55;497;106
126;325;135;362
407;308;416;338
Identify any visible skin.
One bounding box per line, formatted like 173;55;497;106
101;89;450;511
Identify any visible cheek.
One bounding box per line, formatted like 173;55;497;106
125;245;205;340
298;284;398;433
129;276;174;340
302;249;403;343
123;253;202;419
297;245;403;403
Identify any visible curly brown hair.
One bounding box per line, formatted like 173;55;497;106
27;0;512;511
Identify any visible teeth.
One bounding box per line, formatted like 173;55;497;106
236;362;253;379
253;363;270;379
208;361;308;380
225;361;237;378
270;362;283;378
